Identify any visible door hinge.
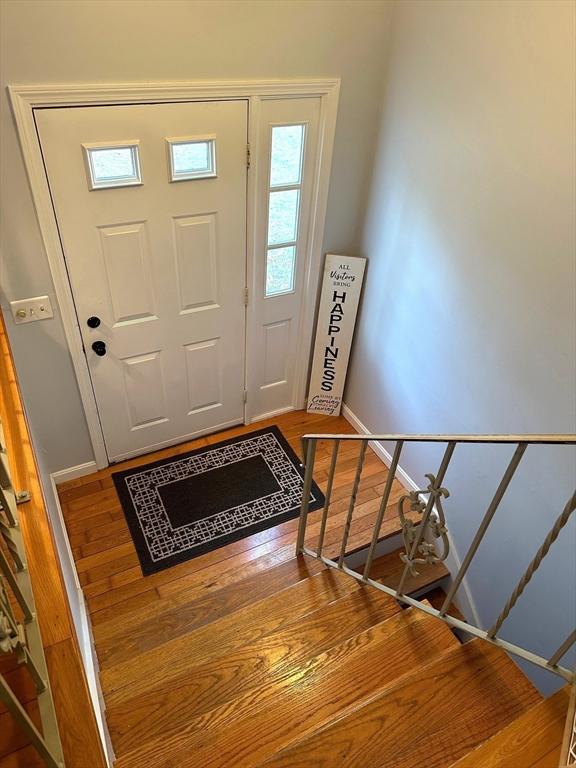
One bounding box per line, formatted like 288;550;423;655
243;389;248;404
246;143;251;169
243;287;249;306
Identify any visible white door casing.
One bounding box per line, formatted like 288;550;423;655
9;81;340;470
36;101;248;461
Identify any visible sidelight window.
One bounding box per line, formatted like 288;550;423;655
265;124;306;297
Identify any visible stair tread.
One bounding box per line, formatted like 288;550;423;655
107;585;404;754
96;524;418;673
449;686;571;768
94;553;327;665
0;699;41;759
0;665;37;716
356;546;450;594
0;745;45;768
260;640;541;768
113;607;458;768
425;586;467;621
100;564;367;697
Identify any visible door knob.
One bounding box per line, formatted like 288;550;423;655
92;341;107;357
87;316;101;328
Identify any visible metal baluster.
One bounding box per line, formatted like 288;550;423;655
0;518;25;572
487;490;576;639
338;440;368;567
295;438;317;555
396;441;456;595
549;630;576;669
0;674;62;768
439;442;527;616
0;448;12;490
317;440;339;557
362;441;404;580
0;546;32;622
0;484;18;528
0;588;45;692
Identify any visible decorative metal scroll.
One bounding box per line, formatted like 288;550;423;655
398;472;450;576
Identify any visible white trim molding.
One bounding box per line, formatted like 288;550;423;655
46;474;113;766
9;79;340;468
51;461;98;486
341;402;482;627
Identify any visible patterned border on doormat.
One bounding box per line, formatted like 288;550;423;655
112;425;325;575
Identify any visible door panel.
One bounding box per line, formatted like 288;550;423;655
184;338;222;414
122;351;167;429
173;214;219;312
263;320;291;388
99;221;157;325
36;101;248;461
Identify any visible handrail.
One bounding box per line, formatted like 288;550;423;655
296;430;576;766
302;432;576;444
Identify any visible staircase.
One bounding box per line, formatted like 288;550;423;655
53;421;572;768
100;550;564;768
3;395;574;766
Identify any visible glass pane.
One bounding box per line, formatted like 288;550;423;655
270;124;304;187
172;142;209;173
267;189;299;245
88;146;139;186
169;139;215;180
266;246;296;296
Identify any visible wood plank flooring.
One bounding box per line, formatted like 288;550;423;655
57;411;407;629
0;315;107;768
54;410;420;764
54;410;550;767
260;641;541;768
450;686;570;768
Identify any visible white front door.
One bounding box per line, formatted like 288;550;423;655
36;101;248;462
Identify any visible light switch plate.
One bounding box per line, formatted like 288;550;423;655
10;296;54;324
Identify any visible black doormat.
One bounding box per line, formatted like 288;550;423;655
112;426;325;576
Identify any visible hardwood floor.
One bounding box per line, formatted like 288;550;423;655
53;410;560;767
57;411;409;629
53;411;422;760
451;686;571;768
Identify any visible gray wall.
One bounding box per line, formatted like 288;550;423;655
0;0;392;472
345;0;576;692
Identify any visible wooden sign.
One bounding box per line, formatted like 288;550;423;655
307;254;366;416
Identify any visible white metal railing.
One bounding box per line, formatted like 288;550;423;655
0;418;65;768
296;432;576;766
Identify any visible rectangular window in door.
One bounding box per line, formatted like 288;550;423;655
265;124;306;297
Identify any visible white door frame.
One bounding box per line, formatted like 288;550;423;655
9;79;340;469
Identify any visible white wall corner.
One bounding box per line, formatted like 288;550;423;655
341;402;482;627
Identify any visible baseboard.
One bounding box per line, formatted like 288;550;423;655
48;474;114;767
341;404;418;492
249;405;295;423
51;461;98;485
341;402;482;628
